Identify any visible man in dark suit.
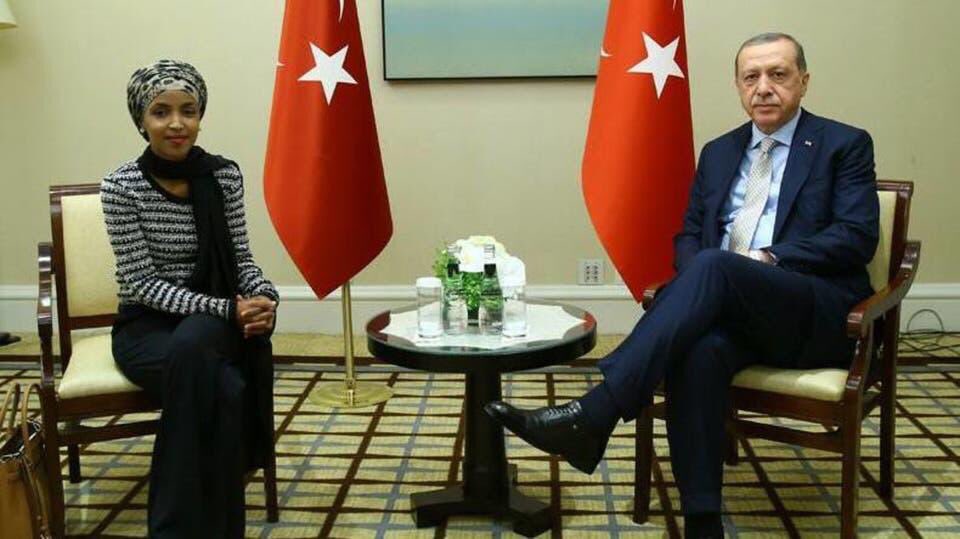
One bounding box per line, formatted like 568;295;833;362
486;33;879;538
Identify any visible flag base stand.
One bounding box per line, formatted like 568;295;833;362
309;381;392;408
310;280;393;409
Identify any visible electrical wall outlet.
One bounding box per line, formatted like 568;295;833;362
578;259;604;285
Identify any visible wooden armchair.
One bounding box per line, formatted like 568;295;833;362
37;183;279;537
633;180;920;538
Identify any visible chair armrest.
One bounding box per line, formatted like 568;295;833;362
37;242;56;386
846;240;921;339
641;281;668;310
842;240;920;402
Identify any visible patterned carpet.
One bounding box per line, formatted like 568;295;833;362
1;351;959;538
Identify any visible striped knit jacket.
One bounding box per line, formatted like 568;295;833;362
101;159;279;320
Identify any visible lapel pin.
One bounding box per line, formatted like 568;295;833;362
804;140;813;146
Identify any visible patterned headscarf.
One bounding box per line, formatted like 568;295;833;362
126;59;207;140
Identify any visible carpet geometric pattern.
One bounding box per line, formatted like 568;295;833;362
1;360;959;538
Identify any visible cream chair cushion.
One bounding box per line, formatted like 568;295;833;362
728;190;896;404
57;333;142;399
732;365;849;402
60;194;118;317
866;191;896;294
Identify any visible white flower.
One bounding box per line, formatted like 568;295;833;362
451;236;524;286
498;255;526;287
456;242;486;273
465;235;509;257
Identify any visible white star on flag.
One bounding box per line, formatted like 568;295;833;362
298;43;357;104
627;33;684;98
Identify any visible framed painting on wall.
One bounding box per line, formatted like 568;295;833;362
382;0;608;80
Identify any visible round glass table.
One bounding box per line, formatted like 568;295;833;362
366;300;596;537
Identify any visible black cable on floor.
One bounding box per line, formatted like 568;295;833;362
899;309;960;358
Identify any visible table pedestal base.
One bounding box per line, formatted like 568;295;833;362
411;466;551;537
409;370;556;537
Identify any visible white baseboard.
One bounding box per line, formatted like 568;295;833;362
1;283;958;335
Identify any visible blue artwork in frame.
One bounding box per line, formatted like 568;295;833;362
382;0;609;79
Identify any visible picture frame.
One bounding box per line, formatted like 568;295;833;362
382;0;608;80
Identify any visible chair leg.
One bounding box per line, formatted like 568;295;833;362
724;408;739;466
67;445;81;483
879;392;896;500
46;434;67;538
633;405;653;524
264;374;280;524
264;446;279;523
841;420;862;538
38;387;67;539
879;341;898;500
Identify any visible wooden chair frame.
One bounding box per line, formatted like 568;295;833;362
632;180;920;538
37;183;279;537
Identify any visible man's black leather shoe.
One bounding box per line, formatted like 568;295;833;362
483;400;607;474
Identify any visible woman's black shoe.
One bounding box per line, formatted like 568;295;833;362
684;512;724;538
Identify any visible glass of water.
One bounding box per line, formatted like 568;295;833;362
416;277;443;338
501;281;527;338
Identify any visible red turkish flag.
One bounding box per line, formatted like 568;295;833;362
582;0;695;300
264;0;392;300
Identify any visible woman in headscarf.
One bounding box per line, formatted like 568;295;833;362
101;59;278;538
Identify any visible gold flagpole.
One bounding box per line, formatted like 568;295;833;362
310;279;392;407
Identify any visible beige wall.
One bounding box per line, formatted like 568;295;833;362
0;0;957;289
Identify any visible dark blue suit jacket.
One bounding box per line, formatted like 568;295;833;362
673;110;879;363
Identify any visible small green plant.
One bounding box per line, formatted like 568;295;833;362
460;272;484;312
433;244;483;313
432;245;455;280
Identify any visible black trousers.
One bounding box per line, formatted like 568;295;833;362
112;308;267;538
598;249;859;515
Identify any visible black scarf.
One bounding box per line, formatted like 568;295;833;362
137;146;239;300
